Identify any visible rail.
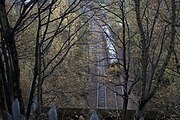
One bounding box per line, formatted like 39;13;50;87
97;83;107;109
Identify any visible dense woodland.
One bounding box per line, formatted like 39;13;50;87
0;0;180;120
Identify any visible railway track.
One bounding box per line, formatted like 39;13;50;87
85;2;136;109
97;83;107;109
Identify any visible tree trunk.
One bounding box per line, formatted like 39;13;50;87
134;105;144;120
5;33;25;115
0;53;7;118
122;95;128;120
134;99;148;120
0;0;25;115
